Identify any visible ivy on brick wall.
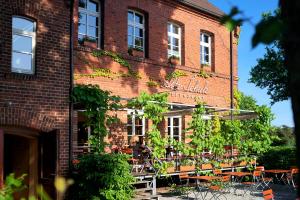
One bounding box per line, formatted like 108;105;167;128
165;70;187;81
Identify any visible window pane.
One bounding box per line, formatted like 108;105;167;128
168;118;170;126
135;117;142;126
88;26;97;37
173;118;179;126
134;37;143;47
128;11;134;23
128;25;134;36
13;17;34;32
79;13;87;24
13;35;32;53
12;52;32;71
173;128;179;136
127;115;133;124
135;13;143;24
168;127;171;136
88;15;98;27
127;126;133;136
79;23;86;34
205;55;209;62
173;25;179;34
128;35;133;46
135;27;143;37
135;126;143;136
204;46;209;54
87;0;98;12
173;38;179;46
79;0;86;8
204;34;209;43
173;46;179;52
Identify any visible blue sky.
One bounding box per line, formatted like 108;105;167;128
209;0;294;127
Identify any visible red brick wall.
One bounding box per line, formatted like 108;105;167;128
73;0;239;145
0;0;70;176
74;0;238;106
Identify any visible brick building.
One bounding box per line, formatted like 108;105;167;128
73;0;239;149
0;0;239;198
0;0;71;198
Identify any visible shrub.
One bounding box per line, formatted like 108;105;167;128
71;153;135;200
257;146;296;169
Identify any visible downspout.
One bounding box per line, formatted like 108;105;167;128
69;0;74;170
230;31;234;161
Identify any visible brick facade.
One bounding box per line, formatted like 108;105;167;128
73;0;239;146
0;0;71;183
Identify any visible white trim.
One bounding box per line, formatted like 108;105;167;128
11;16;36;74
127;10;145;51
167;22;181;64
167;116;182;141
200;33;211;66
127;109;145;137
78;0;101;48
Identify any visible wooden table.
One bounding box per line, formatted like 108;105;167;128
264;169;291;184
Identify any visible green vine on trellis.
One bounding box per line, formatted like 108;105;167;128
165;70;187;81
72;84;121;153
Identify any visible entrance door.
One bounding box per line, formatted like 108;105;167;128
39;131;57;199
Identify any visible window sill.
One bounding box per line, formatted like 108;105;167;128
3;72;37;80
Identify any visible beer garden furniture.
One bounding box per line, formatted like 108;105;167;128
264;169;291;184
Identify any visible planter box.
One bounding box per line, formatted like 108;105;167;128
166;166;175;173
84;40;97;49
169;58;180;65
200;163;213;170
129;49;144;57
234;161;247;166
180;165;195;172
220;163;232;168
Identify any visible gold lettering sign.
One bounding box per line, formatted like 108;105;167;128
163;75;209;94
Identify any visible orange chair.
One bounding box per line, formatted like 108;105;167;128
263;189;274;200
255;166;273;189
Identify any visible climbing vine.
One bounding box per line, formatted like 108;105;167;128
165;70;187;80
146;79;160;87
72;84;121;153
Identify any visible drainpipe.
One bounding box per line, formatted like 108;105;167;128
69;0;74;171
230;31;234;164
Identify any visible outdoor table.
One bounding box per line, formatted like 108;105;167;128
222;171;253;195
188;176;223;200
264;169;291;184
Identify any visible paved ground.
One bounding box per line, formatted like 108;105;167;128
135;184;297;200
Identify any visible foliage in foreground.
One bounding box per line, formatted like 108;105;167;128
71;153;134;200
0;173;26;200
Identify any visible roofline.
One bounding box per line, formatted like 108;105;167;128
178;0;224;19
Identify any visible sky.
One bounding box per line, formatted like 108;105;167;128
209;0;294;127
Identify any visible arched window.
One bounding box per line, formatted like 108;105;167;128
78;0;100;47
168;22;181;63
128;10;145;51
200;33;212;66
12;16;36;74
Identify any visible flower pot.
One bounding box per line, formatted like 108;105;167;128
220;163;232;168
167;166;175;173
84;40;97;49
234;161;247;166
200;163;213;170
180;165;195;172
169;58;180;65
128;48;144;57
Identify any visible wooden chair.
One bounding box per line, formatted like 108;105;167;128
263;189;274;200
179;172;189;185
255;166;273;189
242;170;262;195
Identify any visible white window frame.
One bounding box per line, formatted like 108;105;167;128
168;22;181;63
127;10;145;51
167;116;182;141
200;33;212;66
12;16;36;74
78;0;101;47
127;110;145;137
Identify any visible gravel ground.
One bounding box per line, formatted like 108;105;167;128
135;184;297;200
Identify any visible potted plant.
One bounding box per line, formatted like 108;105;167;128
168;55;180;65
166;161;176;173
128;47;144;57
180;159;196;172
82;36;97;49
220;159;233;168
200;160;213;170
